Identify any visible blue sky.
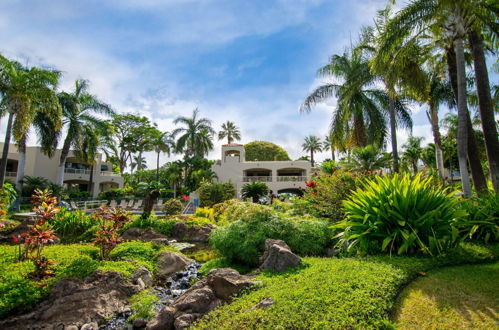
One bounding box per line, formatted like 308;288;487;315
1;0;493;167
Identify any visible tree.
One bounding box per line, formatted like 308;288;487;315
0;56;62;187
218;121;241;144
241;182;269;203
341;145;390;172
198;181;235;207
55;79;113;186
323;135;336;160
402;136;424;174
244;141;290;161
153;131;174;181
173;108;215;158
131;155;147;173
302;135;322;167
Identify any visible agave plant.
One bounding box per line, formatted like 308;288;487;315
335;173;465;256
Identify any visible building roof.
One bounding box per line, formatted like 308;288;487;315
222;143;244;147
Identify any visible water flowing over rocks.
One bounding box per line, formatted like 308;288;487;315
260;239;301;272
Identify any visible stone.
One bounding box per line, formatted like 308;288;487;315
174;287;217;313
250;297;275;310
121;227;169;244
5;217;36;237
80;322;99;330
65;326;79;330
132;267;154;287
156;251;194;279
171;222;215;243
132;317;148;328
0;271;142;329
207;268;256;300
260;239;301;272
147;306;175;330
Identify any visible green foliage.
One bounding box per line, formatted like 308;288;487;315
244;141;290;161
241;182;269;203
199;258;251;276
210;204;332;266
303;170;364;221
336;173;465;255
162;199;183;215
194;207;215;222
60;255;99;279
320;160;339;175
456;193;499;243
97;188;133;199
129;289;159;321
340;145;391;172
0;182;17;210
110;241;161;263
49;208;97;243
212;199;239;220
193;244;498;329
123;216;177;237
65;190;90;199
198;182;236;207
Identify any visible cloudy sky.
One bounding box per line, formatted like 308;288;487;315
1;0;494;168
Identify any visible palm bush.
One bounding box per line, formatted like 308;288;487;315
241;182;269;203
455;193;499;243
162;199;183;216
336;173;465;256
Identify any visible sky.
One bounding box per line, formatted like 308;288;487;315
0;0;495;168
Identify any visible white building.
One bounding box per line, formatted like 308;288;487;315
0;143;123;198
211;144;312;197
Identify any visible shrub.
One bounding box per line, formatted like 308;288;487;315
194;207;215;222
212;199;240;220
66;190;90;199
302;170;365;221
97;187;132;200
92;207;132;260
198;182;236;207
49;209;97;243
110;241;160;263
0;182;17;211
455;193;499;243
162;199;183;216
241;182;269;203
122;216;177;237
336;173;465;256
128;289;159;322
210;204;332;266
60;255;98;279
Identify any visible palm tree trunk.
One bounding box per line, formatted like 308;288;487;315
88;164;94;197
156;151;160;181
15;136;26;194
0;111;15;188
56;135;72;186
310;150;314;167
454;37;472;197
447;46;487;194
331;147;335;161
428;104;445;179
469;30;499;193
388;95;399;173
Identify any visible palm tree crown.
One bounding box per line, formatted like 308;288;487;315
218;121;241;144
302;135;322;167
173;108;215;158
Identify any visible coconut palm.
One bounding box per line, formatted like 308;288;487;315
342;145;390;172
132;155;147;172
173;108;215;158
302;135;322;167
0;56;62;188
218;121;241;144
153;131;174;181
322;135;336;161
55;79;113;187
402;136;424;174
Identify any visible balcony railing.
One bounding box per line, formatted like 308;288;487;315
5;171;17;177
64;168;91;175
242;176;273;182
100;171;121;177
276;176;307;182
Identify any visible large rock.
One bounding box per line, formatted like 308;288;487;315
122;227;170;244
147;268;256;330
0;271;141;329
171;222;215;243
156;251;195;280
260;239;301;272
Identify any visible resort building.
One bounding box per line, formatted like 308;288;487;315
0;143;123;198
211;144;312;198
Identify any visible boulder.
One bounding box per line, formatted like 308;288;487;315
156;251;195;280
5;217;36;237
122;227;170;244
132;267;154;287
260;239;301;272
250;297;275;310
0;271;141;329
171;222;215;243
147;268;257;330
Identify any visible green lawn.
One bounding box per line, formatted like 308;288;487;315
193;244;499;329
392;262;499;329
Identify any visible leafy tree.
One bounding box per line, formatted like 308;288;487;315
173;108;215;158
244;141;290;161
218;121;241;144
55;79;113;186
198;182;236;207
323;135;339;161
241;182;269;203
302;135;322;167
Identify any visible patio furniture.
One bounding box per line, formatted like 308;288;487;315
70;201;78;210
126;199;135;209
118;200;127;209
109;200;117;208
132;199;143;210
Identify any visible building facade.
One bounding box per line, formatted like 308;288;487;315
211;144;312;198
0;143;123;198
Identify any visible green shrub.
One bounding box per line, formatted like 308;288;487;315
244;141;290;161
49;209;97;243
122;216;177;236
0;182;17;210
162;199;183;215
97;187;132;200
455;193;498;243
210;204;332;266
60;255;98;279
212;199;239;219
241;182;269;203
128;289;159;321
66;190;90;199
198;182;236;207
110;241;161;263
336;173;465;256
194;207;215;222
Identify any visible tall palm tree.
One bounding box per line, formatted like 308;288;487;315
153;131;174;181
56;79;113;186
0;56;62;188
402;136;424;174
218;121;241;144
132;154;147;172
302;135;322;167
323;135;336;161
342;145;390;172
173;108;215;158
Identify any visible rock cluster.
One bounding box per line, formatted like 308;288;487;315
147;268;257;330
171;222;215;243
156;251;195;280
121;227;170;245
260;239;301;272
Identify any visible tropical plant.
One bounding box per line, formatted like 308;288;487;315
302;135;322;167
162;198;183;216
241;182;269;203
172;108;215;158
244;141;290;161
49;208;97;243
92;206;131;260
153;131;174;181
131;154;147;173
323;135;339;160
341;145;390;172
402;136;424;174
455;193;499;243
336;173;465;255
218;121;241;144
198;182;236;207
55;79;113;187
137;181;166;219
0;182;17;211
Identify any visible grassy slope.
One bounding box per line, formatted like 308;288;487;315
392;262;499;329
193;244;498;329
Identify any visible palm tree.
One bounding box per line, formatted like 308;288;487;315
173;108;215;158
402;136;424;174
342;145;390;172
55;79;113;187
0;56;62;188
132;154;147;172
323;135;336;160
241;182;269;203
302;135;322;167
153;131;174;181
218;121;241;144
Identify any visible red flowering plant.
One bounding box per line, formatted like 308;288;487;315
93;206;131;260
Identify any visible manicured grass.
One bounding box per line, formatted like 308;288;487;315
193;244;498;329
392;262;499;329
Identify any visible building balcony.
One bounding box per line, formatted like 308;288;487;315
276;176;307;182
241;176;308;183
65;168;91;175
242;176;272;182
100;171;121;177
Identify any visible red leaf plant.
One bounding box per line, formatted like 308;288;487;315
92;206;131;260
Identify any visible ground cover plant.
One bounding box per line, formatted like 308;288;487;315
193;243;498;329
